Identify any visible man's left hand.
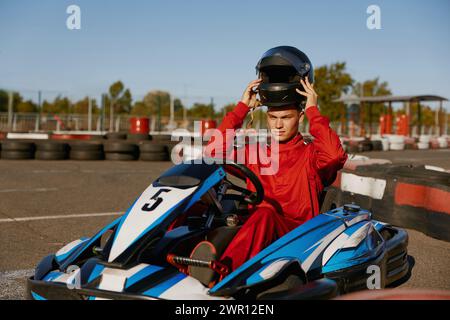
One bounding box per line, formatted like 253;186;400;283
296;77;318;110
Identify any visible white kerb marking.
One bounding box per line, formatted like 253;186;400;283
340;173;386;200
0;212;122;223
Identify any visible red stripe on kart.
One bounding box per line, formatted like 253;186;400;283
395;182;450;215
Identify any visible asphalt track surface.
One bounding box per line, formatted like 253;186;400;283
1;149;449;299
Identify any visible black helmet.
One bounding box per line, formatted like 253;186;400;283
255;46;313;108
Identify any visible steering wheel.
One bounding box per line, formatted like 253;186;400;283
220;160;264;205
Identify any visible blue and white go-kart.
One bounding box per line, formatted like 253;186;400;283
27;160;409;300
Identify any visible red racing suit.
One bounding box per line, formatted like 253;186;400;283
206;102;348;271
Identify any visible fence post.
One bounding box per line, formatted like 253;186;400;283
34;114;40;132
7;91;13;132
88;97;92;131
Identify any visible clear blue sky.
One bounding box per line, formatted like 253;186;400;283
1;0;449;110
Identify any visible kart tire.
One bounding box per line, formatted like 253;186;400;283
35;151;68;160
69;142;104;152
105;132;127;140
1;141;35;152
70;150;104;160
139;152;168;161
320;188;340;213
103;142;138;153
36;141;69;152
1;150;34;160
105;152;138;161
139;142;167;153
127;133;151;141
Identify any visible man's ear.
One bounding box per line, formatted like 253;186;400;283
298;111;305;123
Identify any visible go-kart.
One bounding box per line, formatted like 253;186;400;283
27;160;409;300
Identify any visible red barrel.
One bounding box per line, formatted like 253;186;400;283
130;117;150;134
200;120;217;136
385;114;393;134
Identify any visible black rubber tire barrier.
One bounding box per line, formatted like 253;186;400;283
1;150;34;160
89;135;105;141
1;141;35;152
139;152;168;161
104;142;138;153
35;151;68;160
106;132;127;140
69;142;104;152
386;165;450;185
371;140;383;151
127;133;151;141
359;141;373;152
152;135;172;142
139;142;167;153
36;141;69;152
355;164;450;185
69;150;104;160
105;152;138;161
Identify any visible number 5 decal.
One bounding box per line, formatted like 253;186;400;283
141;188;171;212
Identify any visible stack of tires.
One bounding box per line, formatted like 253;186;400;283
127;133;151;142
69;142;104;160
138;142;168;161
0;140;35;160
105;132;127;140
104;142;139;161
418;135;430;150
35;141;69;160
387;135;405;150
370;140;383;151
437;136;448;149
404;137;417;150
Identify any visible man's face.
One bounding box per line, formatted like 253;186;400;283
266;105;303;142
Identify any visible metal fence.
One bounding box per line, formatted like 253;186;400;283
0;112;446;136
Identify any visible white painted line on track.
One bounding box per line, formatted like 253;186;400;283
0;187;59;193
0;212;123;223
0;269;35;280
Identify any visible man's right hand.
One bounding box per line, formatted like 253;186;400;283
240;79;262;109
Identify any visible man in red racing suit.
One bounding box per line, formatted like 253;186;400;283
205;78;347;271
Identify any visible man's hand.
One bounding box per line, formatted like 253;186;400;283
240;79;262;109
296;77;318;110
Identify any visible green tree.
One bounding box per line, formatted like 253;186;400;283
314;62;354;122
42;96;71;114
143;90;171;117
130;101;148;116
174;98;185;119
0;90;23;112
217;103;236;117
352;77;392;122
73;97;99;114
16;100;38;113
188;103;215;118
107;81;133;115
